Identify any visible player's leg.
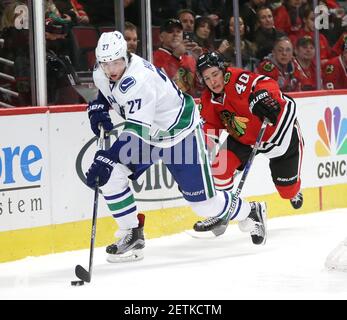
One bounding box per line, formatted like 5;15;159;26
166;126;267;244
100;163;147;262
211;135;252;191
100;137;157;262
270;120;304;209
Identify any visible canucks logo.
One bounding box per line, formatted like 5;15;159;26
120;76;136;93
315;107;347;156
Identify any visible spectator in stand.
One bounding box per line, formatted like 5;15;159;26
178;8;195;32
45;0;70;56
70;0;89;24
45;0;82;104
294;36;317;90
322;40;347;89
124;21;138;54
194;16;215;53
257;36;304;92
240;0;267;41
318;0;346;46
289;6;332;62
190;0;226;39
53;0;89;26
0;0;31;106
273;0;303;36
332;31;347;56
254;6;286;61
153;18;197;97
178;8;203;60
217;16;257;71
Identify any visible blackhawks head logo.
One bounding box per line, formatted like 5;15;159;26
325;64;334;74
263;61;274;72
220;110;249;139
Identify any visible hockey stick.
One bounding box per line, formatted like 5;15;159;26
212;118;270;236
73;126;105;284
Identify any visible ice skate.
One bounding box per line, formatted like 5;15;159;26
106;213;145;263
193;215;229;237
290;191;303;209
239;202;267;245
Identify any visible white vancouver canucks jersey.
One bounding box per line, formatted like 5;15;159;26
93;54;201;147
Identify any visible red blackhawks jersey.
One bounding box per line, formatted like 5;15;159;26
153;47;197;96
322;55;347;90
200;67;297;158
256;57;304;92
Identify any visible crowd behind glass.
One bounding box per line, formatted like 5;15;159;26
1;0;347;107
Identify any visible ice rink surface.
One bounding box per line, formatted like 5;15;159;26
1;208;347;300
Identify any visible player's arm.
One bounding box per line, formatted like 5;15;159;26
85;130;142;188
86;80;155;189
87;90;114;137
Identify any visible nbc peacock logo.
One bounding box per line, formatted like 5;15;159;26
315;107;347;157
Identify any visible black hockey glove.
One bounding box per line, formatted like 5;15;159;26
86;150;116;188
87;100;113;137
249;89;280;126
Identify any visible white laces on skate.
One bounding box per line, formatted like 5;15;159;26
115;229;131;238
202;216;221;227
250;223;264;237
118;231;133;247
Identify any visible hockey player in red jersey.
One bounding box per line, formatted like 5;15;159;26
194;52;304;233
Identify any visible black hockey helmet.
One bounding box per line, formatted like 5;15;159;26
196;51;225;76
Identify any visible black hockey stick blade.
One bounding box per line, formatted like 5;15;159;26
75;264;91;283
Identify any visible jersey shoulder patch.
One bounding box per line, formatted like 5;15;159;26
263;61;275;72
224;71;232;84
119;76;136;93
325;64;334;74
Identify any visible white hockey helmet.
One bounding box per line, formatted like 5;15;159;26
95;31;129;66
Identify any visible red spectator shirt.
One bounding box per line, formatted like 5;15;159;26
153;47;197;96
256;57;304;92
294;58;317;90
199;67;297;152
273;5;302;36
71;0;88;18
322;55;347;89
332;32;347;56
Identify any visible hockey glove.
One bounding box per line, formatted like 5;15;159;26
87;100;113;137
249;89;280;126
86;150;117;188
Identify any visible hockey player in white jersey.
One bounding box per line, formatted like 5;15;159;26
86;31;268;262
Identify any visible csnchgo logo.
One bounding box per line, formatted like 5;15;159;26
315;107;347;157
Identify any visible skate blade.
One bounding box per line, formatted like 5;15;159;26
185;229;220;239
107;249;144;263
259;202;267;246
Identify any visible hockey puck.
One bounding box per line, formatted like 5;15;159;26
71;280;84;286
